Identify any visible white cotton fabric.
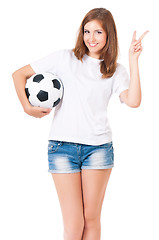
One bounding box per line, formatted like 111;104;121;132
30;49;129;145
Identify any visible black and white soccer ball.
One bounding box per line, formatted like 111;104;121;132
25;72;64;108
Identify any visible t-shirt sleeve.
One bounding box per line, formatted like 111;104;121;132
112;64;130;103
30;49;64;75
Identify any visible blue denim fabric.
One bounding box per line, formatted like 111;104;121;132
48;140;114;173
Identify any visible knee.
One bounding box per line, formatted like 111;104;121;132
63;219;84;240
84;210;100;227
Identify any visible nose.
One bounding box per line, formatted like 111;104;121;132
89;33;96;42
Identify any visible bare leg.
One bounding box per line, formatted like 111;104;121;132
81;169;112;240
51;172;84;240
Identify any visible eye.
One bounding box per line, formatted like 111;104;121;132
84;30;89;34
97;31;102;34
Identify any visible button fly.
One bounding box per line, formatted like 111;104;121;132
75;144;82;162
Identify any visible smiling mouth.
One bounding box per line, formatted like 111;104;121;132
89;43;98;47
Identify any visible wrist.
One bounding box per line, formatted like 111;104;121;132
23;103;32;113
129;54;139;62
129;56;139;69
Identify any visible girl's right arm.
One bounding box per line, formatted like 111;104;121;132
12;64;51;118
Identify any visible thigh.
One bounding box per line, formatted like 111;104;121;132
51;172;84;230
81;169;112;221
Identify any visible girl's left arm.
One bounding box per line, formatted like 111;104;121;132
120;31;149;107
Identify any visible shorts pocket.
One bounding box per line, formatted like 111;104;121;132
101;142;114;152
48;141;63;153
107;142;114;151
99;141;113;147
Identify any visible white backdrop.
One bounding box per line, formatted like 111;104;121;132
0;0;159;239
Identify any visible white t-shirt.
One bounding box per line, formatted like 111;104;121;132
30;49;129;145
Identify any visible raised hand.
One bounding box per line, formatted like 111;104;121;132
129;31;149;59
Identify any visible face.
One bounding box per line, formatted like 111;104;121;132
83;19;107;59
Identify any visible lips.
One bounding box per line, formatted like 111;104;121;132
89;43;98;47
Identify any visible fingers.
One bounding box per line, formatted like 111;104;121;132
134;41;142;51
131;30;148;53
135;44;143;52
138;30;149;41
40;108;52;118
33;106;51;113
40;112;50;118
33;106;52;118
132;31;136;43
132;30;149;44
40;108;52;113
130;30;148;57
130;41;143;54
25;105;52;118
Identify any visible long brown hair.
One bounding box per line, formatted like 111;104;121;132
73;8;119;79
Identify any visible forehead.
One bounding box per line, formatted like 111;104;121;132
84;20;103;30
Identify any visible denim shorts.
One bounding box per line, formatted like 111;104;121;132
48;140;114;174
48;140;114;173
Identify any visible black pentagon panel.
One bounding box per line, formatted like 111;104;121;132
33;74;44;83
52;79;61;89
53;98;60;107
37;90;48;102
25;88;30;99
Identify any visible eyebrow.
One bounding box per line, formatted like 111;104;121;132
84;28;103;31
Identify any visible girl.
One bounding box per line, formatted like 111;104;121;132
12;7;148;240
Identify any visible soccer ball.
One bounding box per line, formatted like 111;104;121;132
25;72;64;108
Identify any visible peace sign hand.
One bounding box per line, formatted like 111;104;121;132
129;31;149;59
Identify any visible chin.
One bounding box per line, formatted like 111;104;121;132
89;49;102;56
